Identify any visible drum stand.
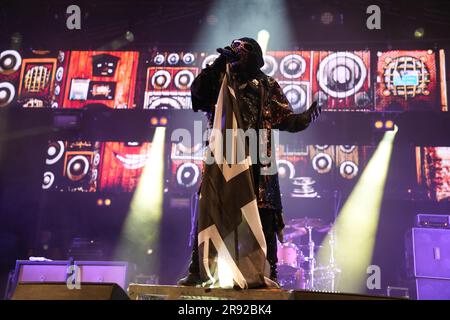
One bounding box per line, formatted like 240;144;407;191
304;225;315;290
327;229;340;292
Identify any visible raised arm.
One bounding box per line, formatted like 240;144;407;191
190;56;226;112
269;79;321;132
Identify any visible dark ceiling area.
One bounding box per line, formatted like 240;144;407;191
1;0;450;50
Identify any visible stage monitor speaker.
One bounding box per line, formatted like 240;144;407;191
14;260;70;283
74;261;129;291
412;278;450;300
405;228;450;279
11;282;129;300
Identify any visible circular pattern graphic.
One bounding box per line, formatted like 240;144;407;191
167;53;180;65
312;152;332;174
66;155;90;181
174;70;194;90
51;102;58;108
93;153;100;166
183;53;195;64
151;70;171;89
0;50;22;74
280;54;306;79
0;82;15;107
56;67;64;82
339;145;356;153
58;51;65;63
317;52;367;98
54;85;60;96
154;54;165;65
383;56;430;97
355;91;371;108
176;162;200;188
91;169;98;181
277;160;295;179
202;54;219;69
282;84;307;113
46;141;65;165
261;55;278;77
42;171;55;189
340;161;358;179
148;97;182;109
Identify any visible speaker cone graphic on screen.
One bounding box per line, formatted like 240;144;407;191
176;162;200;188
174;70;195;90
282;83;309;113
317;52;367;99
339;160;358;179
261;55;278;77
42;171;55;189
0;82;15;107
312;152;333;174
0;50;22;75
66;155;91;181
182;53;195;65
144;51;199;110
280;54;306;79
277;159;296;180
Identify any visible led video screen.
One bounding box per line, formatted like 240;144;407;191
43;140;154;192
168;139;376;198
62;51;139;109
262;50;372;112
0;49;69;108
376;50;445;112
416;146;450;201
2;48;447;111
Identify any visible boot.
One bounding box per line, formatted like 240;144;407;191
177;272;202;286
177;235;202;286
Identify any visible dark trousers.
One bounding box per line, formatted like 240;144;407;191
188;208;278;279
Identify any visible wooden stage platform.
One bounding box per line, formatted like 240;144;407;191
127;284;395;300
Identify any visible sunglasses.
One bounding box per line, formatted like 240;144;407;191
231;40;254;52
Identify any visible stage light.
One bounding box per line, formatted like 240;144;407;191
159;116;168;126
194;0;292;54
97;199;103;206
384;120;394;129
125;31;135;42
257;29;270;55
374;120;383;129
414;27;425;39
115;127;166;273
320;12;334;25
10;32;23;50
150;117;159;126
104;198;111;206
317;129;398;293
206;14;219;26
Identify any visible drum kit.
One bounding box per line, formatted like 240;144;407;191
277;217;340;291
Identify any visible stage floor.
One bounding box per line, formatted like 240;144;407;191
127;284;395;300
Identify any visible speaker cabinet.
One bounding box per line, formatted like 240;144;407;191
411;278;450;300
12;282;129;300
74;261;129;291
405;228;450;279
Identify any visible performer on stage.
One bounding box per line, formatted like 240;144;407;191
178;37;321;288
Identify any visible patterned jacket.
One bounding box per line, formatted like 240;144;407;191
191;61;312;214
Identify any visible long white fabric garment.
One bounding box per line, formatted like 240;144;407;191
197;66;275;289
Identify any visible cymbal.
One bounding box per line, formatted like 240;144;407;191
283;229;307;240
316;224;333;233
286;217;326;229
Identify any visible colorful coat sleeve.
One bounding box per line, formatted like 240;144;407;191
268;78;311;132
